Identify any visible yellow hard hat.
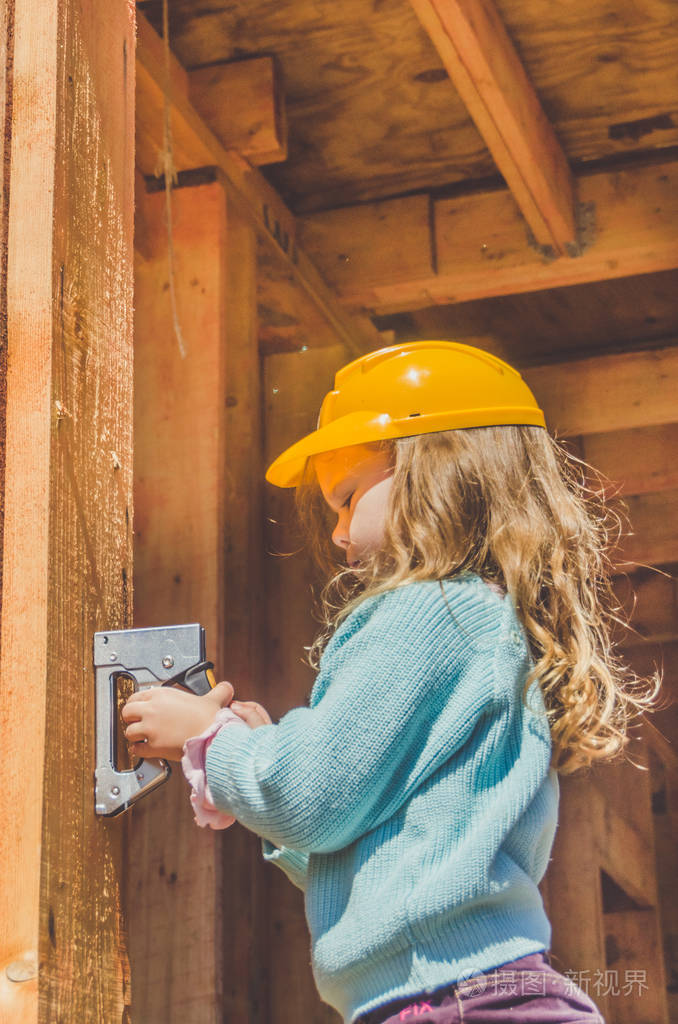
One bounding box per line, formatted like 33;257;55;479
265;340;546;488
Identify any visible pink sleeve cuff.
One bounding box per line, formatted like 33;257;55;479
181;707;245;830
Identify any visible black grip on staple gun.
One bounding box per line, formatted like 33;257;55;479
174;660;217;696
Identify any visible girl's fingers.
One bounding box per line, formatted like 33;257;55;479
210;680;235;707
230;700;272;726
124;722;149;743
124;690;152;703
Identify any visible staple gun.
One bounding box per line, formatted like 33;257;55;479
94;623;216;817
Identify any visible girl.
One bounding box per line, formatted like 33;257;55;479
122;341;661;1024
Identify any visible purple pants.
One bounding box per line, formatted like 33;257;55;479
353;952;605;1024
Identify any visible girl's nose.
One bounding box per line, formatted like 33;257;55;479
332;516;350;550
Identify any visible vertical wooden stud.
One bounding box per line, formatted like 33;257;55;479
262;345;350;1023
0;0;135;1020
131;173;266;1022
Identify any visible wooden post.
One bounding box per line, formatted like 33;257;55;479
262;345;351;1023
131;172;266;1022
0;0;135;1020
548;757;670;1024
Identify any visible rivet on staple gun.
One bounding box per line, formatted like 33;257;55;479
93;623;216;817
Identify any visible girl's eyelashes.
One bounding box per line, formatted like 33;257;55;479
341;491;355;510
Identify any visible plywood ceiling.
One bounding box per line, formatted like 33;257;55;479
138;0;678;212
137;0;678;355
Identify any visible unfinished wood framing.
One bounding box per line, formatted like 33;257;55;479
522;344;678;438
299;158;678;313
408;0;576;253
0;0;135;1019
135;10;381;358
131;174;267;1022
187;56;287;166
0;0;676;1019
581;424;678;499
262;345;352;1024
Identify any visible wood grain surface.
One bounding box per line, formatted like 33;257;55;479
132;176;269;1023
137;0;678;211
0;0;136;1020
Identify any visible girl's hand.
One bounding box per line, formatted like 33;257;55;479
121;680;234;762
229;700;272;729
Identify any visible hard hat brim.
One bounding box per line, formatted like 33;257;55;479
265;406;546;488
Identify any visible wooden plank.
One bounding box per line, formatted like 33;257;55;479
644;718;678;777
613;564;678;646
548;761;668;1023
614;490;678;571
0;0;135;1019
137;14;287;168
547;775;610;1020
257;238;349;355
135;11;381;357
618;640;678;698
583;423;678;498
603;910;669;1023
436;158;678;296
648;749;678;1019
299;195;434;293
592;786;656;909
131;176;268;1023
407;0;576;253
0;0;9;647
262;347;350;1024
188;57;287;165
522;344;678;438
135;0;678;213
299;159;678;313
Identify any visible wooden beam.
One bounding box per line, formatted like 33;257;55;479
131;176;269;1022
299;159;678;313
522;344;678;438
613;566;678;647
613;490;678;571
0;0;135;1019
258;237;361;355
187;57;287;166
548;763;669;1023
135;11;381;357
136;14;286;168
407;0;576;254
547;776;609;1017
582;423;678;499
643;718;678;778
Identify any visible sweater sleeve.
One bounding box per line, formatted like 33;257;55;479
205;581;500;854
260;838;309;891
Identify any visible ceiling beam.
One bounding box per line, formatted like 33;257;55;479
136;14;285;168
523;344;678;438
407;0;576;255
135;11;381;357
187;57;287;167
299;158;678;313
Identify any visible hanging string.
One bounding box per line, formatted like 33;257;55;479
155;0;187;358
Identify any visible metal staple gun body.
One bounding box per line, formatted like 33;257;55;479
93;623;216;817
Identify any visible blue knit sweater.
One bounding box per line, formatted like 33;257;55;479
205;573;560;1024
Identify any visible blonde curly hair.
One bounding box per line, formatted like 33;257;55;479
294;425;664;776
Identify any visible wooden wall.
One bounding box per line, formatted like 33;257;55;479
0;0;136;1020
131;171;268;1023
